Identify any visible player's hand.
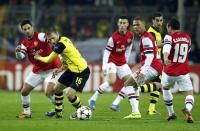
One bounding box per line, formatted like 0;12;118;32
34;54;41;60
15;45;21;53
164;59;171;65
131;64;141;72
103;69;107;76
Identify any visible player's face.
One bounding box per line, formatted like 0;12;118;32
132;20;145;35
21;24;34;37
152;16;163;30
47;32;59;44
117;19;129;35
166;24;172;34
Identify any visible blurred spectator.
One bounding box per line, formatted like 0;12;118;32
96;19;110;38
95;0;113;6
68;17;79;40
0;5;6;24
80;20;94;40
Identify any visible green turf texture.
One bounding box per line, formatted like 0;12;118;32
0;91;199;131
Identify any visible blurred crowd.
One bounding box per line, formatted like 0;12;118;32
0;0;200;63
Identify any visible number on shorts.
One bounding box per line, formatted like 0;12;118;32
75;77;83;86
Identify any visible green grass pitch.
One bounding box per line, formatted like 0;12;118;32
0;91;199;131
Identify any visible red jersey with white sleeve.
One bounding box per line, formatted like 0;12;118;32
19;32;61;73
139;31;162;73
106;31;134;66
163;32;191;76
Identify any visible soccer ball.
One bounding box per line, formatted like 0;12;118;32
77;106;92;120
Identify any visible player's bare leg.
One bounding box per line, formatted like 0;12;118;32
45;82;57;117
16;83;33;118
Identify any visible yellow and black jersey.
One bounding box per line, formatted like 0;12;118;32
52;37;88;73
147;26;162;53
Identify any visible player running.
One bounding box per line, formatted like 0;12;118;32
123;17;163;119
88;16;134;111
111;13;164;115
16;19;62;118
162;17;194;123
34;27;90;119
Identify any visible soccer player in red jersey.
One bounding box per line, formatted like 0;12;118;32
15;19;62;118
123;17;163;119
162;18;194;123
88;16;134;111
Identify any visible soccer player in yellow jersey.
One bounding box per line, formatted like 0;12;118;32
138;12;164;115
34;27;90;119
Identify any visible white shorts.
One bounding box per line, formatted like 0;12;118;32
46;70;64;84
25;69;63;87
106;63;132;79
131;65;159;86
161;72;193;91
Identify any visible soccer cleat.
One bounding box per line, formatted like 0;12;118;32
55;112;63;118
182;108;194;123
167;113;177;121
69;112;78;119
123;112;141;119
16;113;31;119
45;110;56;117
147;110;161;115
110;104;120;112
88;99;96;110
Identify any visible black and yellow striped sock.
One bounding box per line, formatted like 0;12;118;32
55;92;64;113
148;88;161;111
69;96;81;109
139;83;157;93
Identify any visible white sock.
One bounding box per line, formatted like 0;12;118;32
90;81;109;101
112;86;126;105
48;95;55;105
21;95;31;115
185;95;194;112
163;89;174;115
126;86;139;113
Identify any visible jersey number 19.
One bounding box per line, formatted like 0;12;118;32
173;43;188;63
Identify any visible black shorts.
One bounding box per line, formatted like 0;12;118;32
150;75;161;83
58;67;90;92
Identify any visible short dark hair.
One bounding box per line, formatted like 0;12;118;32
134;17;142;21
167;17;180;30
20;19;32;28
152;12;163;19
46;27;58;36
118;16;129;20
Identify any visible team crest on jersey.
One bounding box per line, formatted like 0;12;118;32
34;41;38;47
127;38;131;43
116;41;120;44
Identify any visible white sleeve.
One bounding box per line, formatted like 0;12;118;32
142;37;153;49
163;35;172;54
102;37;113;70
38;32;46;42
102;49;111;70
143;53;154;66
105;37;114;50
125;44;133;63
